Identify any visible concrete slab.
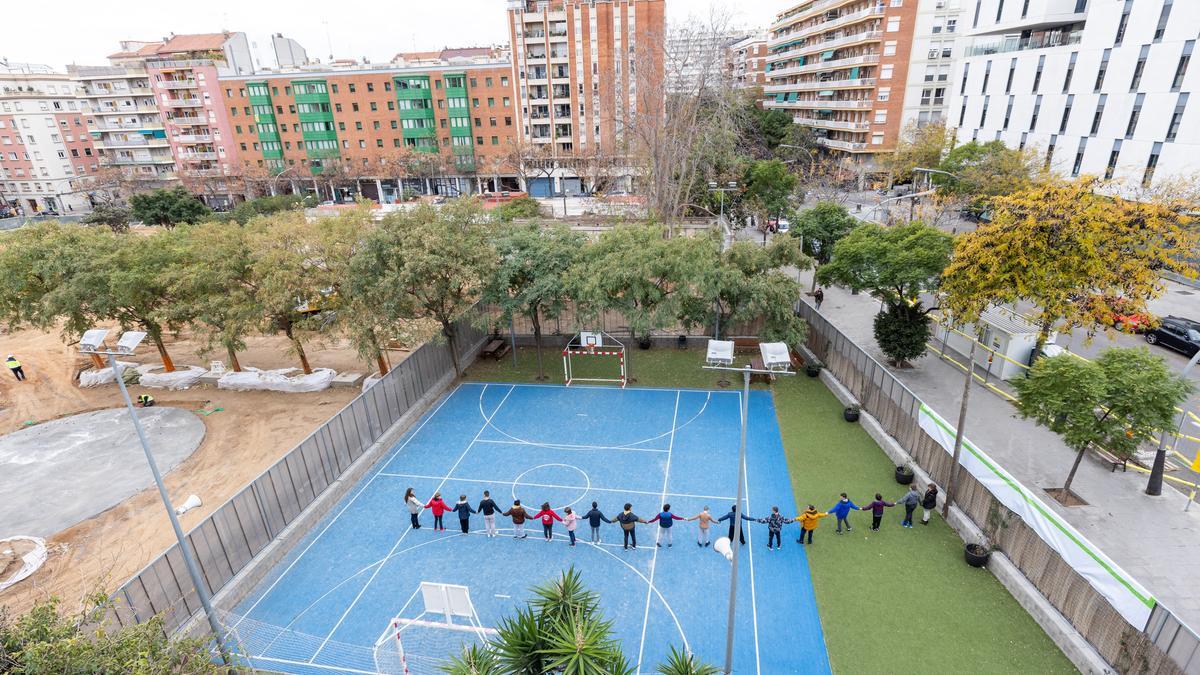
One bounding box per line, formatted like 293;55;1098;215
0;407;205;538
330;371;364;388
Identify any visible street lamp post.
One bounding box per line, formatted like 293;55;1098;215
1148;349;1200;496
270;165;298;196
708;181;739;224
702;342;795;675
78;329;231;665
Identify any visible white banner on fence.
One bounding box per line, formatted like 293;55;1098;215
918;403;1156;629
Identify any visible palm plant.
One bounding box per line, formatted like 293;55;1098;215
492;607;544;675
539;610;630;675
441;642;502;675
528;567;600;625
655;646;722;675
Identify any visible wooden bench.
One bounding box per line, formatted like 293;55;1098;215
481;339;510;361
749;356;775;383
733;338;760;353
1091;446;1128;472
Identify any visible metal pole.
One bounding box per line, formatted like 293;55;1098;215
107;354;231;664
723;366;751;675
1149;349;1200;495
509;314;518;368
942;339;977;518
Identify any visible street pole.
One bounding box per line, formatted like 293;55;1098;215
107;354;230;664
942;338;977;519
509;314;518;368
723;366;751;675
1148;349;1200;495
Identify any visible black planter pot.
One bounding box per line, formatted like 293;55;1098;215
805;364;822;378
843;407;860;423
638;337;652;350
895;465;915;485
965;543;991;568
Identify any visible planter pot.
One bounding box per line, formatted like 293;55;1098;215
805;364;822;378
964;543;991;568
843;407;860;423
638;337;652;350
895;465;915;485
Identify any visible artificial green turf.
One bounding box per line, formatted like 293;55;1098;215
465;346;1077;674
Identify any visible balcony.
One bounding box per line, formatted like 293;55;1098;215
106;156;176;165
817;137;869;151
161;80;198;89
795;117;871;131
165;97;202;107
179;151;218;161
92;105;160;115
765;98;873;110
175;133;213;143
965;28;1082;57
169;115;207;125
771;4;885;46
767;53;879;79
765;77;876;93
768;30;883;63
95;137;170;149
93;120;164;131
771;0;860;33
524;31;546;39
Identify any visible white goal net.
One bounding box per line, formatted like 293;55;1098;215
562;330;626;387
372;582;497;675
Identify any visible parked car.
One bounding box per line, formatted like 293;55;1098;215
1090;296;1156;333
776;218;791;233
1145;316;1200;356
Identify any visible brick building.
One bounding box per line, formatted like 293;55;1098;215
729;32;770;90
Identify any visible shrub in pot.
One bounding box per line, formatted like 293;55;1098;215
964;543;991;567
805;362;823;377
638;335;652;350
894;464;915;485
843;405;861;423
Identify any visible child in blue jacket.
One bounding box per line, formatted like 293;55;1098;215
826;493;860;536
647;503;685;547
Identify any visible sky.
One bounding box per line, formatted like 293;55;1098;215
3;0;784;71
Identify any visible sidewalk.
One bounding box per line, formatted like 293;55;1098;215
799;269;1200;631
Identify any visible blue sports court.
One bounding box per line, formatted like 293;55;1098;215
229;382;831;674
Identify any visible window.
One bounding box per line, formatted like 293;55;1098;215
1173;41;1194;92
1143;141;1162;187
355;121;363;130
472;98;480;107
501;76;509;87
388;101;395;111
486;77;493;87
1114;0;1132;46
391;120;398;129
348;83;356;93
1003;96;1014;130
980;95;990;126
981;60;992;92
960;63;970;94
884;41;898;57
1166;93;1188;141
1072;137;1088;176
487;97;495;107
489;117;497;126
367;82;374;92
491;136;499;145
946;18;957;33
972;0;982;28
370;102;378;111
352;102;359;112
1130;45;1150;91
1033;55;1045;92
503;97;511;107
1005;58;1016;93
1094;49;1110;92
877;87;891;102
1063;52;1077;92
881;64;894;79
958;98;968;126
476;136;484;145
1090;94;1107;135
331;84;339;93
469;78;477;88
1104;140;1122;180
338;122;345;131
995;0;1005;21
1126;93;1145;138
874;110;887;124
373;121;381;130
505;116;512;125
285;86;292;95
871;133;885;145
886;17;901;32
1059;94;1074;133
1155;0;1173;42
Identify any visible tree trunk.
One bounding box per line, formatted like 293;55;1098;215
943;338;977;518
531;311;546;381
150;330;175;373
1062;446;1088;496
89;353;106;370
284;323;312;374
444;321;462;378
376;352;390;376
810;267;819;293
225;343;242;372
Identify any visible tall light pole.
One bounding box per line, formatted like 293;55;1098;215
702;342;794;675
1148;348;1200;496
708;181;739;224
270;165;298;197
78;329;231;665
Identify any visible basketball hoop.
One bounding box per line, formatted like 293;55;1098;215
563;331;626;387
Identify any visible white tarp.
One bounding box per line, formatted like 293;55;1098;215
78;361;137;388
217;367;335;393
918;403;1156;628
136;364;206;390
0;536;47;591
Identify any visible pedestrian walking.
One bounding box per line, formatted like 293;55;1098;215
758;506;794;550
583;501;612;543
718;504;755;545
861;493;895;531
563;506;579;546
647;504;684;548
532;502;562;541
477;490;500;537
503;500;531;539
424;493;453;531
615;503;645;550
921;483;939;525
814;288;825;311
827;493;860;535
451;494;476;534
897;485;921;528
5;355;24;382
687;506;718;547
404;487;422;530
796;505;827;545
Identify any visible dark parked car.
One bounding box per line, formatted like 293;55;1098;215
1145;317;1200;356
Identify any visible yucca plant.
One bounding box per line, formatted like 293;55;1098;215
528;567;600;625
491;607;544;675
655;645;722;675
440;642;502;675
539;610;628;675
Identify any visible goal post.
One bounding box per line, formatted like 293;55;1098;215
562;331;626;388
372;582;497;675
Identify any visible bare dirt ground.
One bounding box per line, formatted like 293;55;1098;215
0;326;401;616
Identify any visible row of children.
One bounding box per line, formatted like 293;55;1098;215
401;483;939;551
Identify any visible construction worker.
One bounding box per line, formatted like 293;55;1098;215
137;394;155;408
6;355;24;381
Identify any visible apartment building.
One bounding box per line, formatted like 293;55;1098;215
729;33;770;90
948;0;1198;189
0;62;98;215
666;30;752;94
220;55;520;201
70;63;175;187
764;0;926;161
506;0;665;197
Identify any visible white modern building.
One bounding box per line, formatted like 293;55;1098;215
948;0;1198;188
900;0;969;129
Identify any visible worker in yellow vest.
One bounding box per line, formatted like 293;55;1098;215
5;355;24;381
137;394;155;408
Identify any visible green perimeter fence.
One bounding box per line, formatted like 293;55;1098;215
102;315;488;638
795;299;1199;674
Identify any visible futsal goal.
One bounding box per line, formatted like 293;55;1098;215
372;582;497;675
562;331;626;388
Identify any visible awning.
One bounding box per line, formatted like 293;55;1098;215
821;50;835;60
787;92;799;101
818;90;834;97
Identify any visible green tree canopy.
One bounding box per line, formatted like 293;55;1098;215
741;159;797;222
225;193;305;225
791;201;857;268
1013;348;1192;495
936;140;1041;206
881;121;953;185
493;195;544;222
81;203;131;233
129;187;211;227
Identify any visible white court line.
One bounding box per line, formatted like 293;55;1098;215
474;438;669;454
309;384;515;663
741;389;763;675
377;472;736;502
635;390;681;674
229;382;466;634
245;655;379;675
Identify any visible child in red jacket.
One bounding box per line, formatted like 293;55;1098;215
532;502;563;541
424;492;453;531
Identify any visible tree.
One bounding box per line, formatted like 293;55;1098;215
351;198;495;377
225;193;304;225
484;222;585;381
881;121;953;185
1013;348;1192;499
81;204;131;233
741;159;797;241
935;140;1041;215
129;187;211;227
791;201;857;290
493;196;544;222
0;592;221;673
817;222;953;365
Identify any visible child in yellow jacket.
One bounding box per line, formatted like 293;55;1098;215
796;505;828;545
